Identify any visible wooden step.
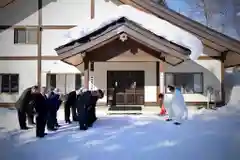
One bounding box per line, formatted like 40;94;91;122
108;106;142;111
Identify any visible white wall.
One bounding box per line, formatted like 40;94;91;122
0;29;38;57
164;59;222;102
87;62;157;104
41;29;69;56
41;0;91;25
0;60;37;103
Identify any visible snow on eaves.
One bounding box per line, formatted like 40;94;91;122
62;5;203;61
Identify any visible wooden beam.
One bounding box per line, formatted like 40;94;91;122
0;56;60;60
91;0;95;19
37;0;42;87
83;57;89;89
156;61;160;104
220;50;228;105
42;25;75;29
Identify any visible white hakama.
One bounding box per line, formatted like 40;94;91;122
171;89;188;123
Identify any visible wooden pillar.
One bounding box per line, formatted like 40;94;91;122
84;57;89;89
90;0;95;19
221;52;227;105
37;0;42;87
159;62;164;94
156;61;160;104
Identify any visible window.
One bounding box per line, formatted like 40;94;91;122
0;74;19;93
75;74;82;90
14;28;38;44
165;73;203;94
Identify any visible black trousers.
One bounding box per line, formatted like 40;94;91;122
71;105;77;121
36;114;47;137
64;104;77;122
64;104;71;122
26;105;35;124
53;111;58;125
54;105;60;125
47;109;55;129
17;109;27;129
88;107;97;126
77;107;88;130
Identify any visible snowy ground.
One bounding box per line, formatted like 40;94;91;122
0;106;240;160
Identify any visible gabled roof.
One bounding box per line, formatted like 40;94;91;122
118;0;240;67
56;18;191;66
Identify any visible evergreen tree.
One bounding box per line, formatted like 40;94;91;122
157;0;167;6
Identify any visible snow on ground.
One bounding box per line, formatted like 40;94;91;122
1;106;240;160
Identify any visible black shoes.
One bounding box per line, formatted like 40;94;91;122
20;126;29;130
80;127;88;131
48;127;58;131
65;120;72;124
173;122;181;125
36;133;48;138
55;123;61;128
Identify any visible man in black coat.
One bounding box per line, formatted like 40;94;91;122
15;87;34;130
87;90;104;127
32;86;48;138
64;90;79;123
47;88;62;130
53;88;62;128
76;89;104;130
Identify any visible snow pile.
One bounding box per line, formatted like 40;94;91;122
63;5;203;60
224;71;240;105
227;86;240;105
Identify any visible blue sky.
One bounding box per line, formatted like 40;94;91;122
166;0;189;12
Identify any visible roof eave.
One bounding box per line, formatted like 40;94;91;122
57;21;191;66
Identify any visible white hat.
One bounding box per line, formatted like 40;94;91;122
53;88;60;94
80;87;87;92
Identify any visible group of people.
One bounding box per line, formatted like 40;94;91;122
159;85;188;125
16;85;104;138
15;84;187;138
63;88;104;130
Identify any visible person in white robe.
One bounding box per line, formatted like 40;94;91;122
171;87;188;125
163;85;175;121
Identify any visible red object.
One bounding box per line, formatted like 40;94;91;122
160;105;166;115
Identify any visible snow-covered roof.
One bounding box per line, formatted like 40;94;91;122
59;5;203;61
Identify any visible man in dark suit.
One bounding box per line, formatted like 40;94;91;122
87;90;104;127
32;86;48;138
47;88;62;130
15;87;34;130
64;90;79;123
76;89;104;130
53;88;62;128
